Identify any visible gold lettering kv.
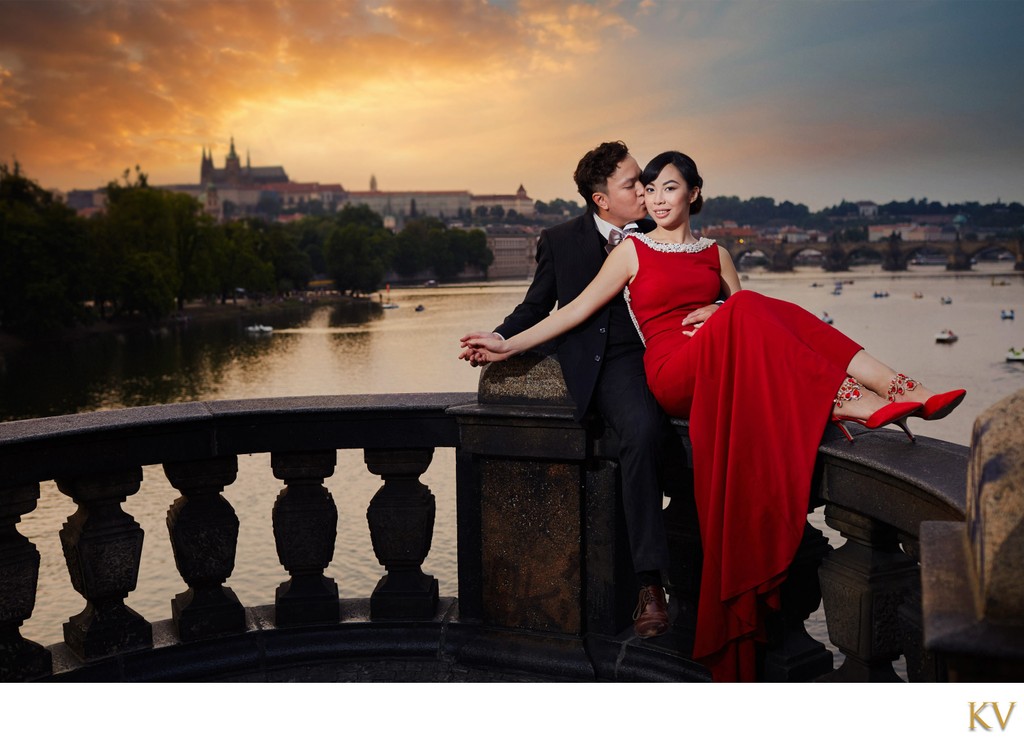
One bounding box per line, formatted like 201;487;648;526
969;702;1016;731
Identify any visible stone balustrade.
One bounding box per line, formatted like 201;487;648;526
0;357;990;683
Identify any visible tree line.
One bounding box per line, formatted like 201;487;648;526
0;165;492;335
697;195;1024;233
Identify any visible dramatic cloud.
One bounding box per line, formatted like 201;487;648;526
1;0;1021;208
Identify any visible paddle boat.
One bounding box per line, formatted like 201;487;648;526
935;329;958;344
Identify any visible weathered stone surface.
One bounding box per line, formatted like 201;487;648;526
480;458;582;634
478;352;572;407
967;388;1024;622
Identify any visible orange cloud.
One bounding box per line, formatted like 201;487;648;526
2;0;645;193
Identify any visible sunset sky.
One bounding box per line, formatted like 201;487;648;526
1;0;1021;210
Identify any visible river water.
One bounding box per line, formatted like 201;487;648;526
5;262;1023;653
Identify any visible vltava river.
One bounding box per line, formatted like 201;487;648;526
5;262;1023;649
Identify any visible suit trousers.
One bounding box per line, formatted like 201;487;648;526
590;342;675;574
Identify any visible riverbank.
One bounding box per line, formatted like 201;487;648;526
0;293;376;354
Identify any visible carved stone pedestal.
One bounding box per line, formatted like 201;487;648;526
271;451;339;628
0;484;52;680
365;449;439;620
164;456;245;640
57;470;151;660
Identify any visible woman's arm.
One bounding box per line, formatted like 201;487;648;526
718;245;742;297
460;240;638;363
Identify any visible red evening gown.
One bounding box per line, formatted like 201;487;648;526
623;233;862;682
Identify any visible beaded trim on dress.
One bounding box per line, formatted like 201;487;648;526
627;232;716;254
621;233;717;345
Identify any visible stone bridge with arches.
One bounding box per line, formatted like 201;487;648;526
717;235;1024;272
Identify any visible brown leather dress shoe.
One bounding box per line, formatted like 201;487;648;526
633;584;670;638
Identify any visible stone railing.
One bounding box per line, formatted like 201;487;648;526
1;355;1002;683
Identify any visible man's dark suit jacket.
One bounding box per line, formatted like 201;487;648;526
495;212;652;421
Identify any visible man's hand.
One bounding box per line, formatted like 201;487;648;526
459;331;505;366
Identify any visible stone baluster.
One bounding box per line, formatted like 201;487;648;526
364;448;439;619
817;504;917;681
56;469;152;660
163;456;245;640
763;522;834;681
0;484;52;680
270;450;339;627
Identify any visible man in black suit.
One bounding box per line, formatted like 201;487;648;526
461;141;715;637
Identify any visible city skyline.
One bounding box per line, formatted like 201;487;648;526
1;0;1021;211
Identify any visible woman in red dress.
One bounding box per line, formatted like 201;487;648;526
460;151;965;681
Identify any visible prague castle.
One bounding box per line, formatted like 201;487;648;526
67;138;542;278
152;138;534;231
199;137;288;188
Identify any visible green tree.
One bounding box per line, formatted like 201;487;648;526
395;218;446;278
0;163;90;332
325;223;395;293
96;168;179;319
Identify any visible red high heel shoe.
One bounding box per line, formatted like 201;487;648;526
887;373;966;421
831;377;921;442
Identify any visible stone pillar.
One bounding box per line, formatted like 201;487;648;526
364;448;439;619
946;235;973;271
921;389;1024;680
822;235;850;272
451;353;596;635
57;469;152;660
882;234;908;271
817;505;918;681
0;484;52;680
769;242;795;272
163;456;245;641
271;450;339;627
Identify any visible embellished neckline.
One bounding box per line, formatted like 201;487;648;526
628;232;715;254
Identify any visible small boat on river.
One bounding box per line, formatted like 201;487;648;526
245;324;273;334
935;329;958;344
1001;309;1015;320
1008;347;1024;362
940;296;953;305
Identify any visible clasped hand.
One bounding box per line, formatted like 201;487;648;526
458;331;512;366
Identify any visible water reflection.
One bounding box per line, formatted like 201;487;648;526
0;301;386;421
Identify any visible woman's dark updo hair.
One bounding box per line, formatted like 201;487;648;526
640;151;704;215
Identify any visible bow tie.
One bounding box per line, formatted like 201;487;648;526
604;228;625;254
